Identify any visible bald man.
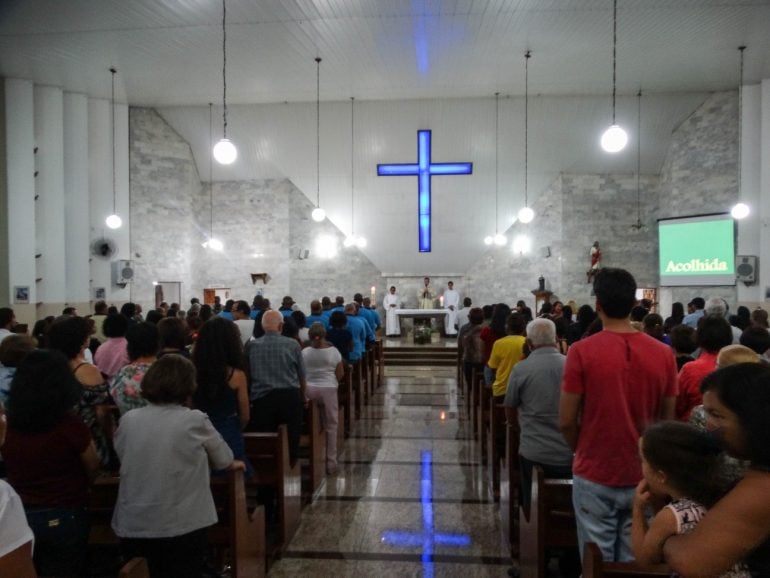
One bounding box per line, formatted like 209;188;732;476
246;309;307;462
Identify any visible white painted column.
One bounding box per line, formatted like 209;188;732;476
4;79;37;306
34;85;66;305
759;79;770;305
88;98;130;304
64;92;91;303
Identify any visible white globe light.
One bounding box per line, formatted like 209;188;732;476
731;203;750;220
343;235;356;247
512;234;532;254
484;236;493;246
494;233;507;246
356;236;367;248
213;138;237;165
105;214;122;229
518;206;535;224
208;238;224;251
311;207;326;222
600;124;628;153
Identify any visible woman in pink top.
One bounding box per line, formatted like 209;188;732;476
94;314;130;380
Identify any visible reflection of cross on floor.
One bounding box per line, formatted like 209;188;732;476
380;450;471;578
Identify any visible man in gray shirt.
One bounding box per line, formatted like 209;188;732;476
504;317;573;511
246;309;307;462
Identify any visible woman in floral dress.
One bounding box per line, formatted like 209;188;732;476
110;322;159;415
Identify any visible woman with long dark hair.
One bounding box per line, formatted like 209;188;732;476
479;303;511;365
3;350;100;577
192;317;251;475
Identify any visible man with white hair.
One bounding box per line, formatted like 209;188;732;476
246;309;307;462
504;318;574;511
504;318;578;575
704;297;741;344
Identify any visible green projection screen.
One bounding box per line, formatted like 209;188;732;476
658;214;735;286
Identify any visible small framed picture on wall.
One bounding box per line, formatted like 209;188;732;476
94;287;106;301
14;286;30;304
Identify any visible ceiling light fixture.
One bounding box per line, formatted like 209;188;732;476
600;0;628;153
484;93;506;246
631;89;645;230
212;0;237;165
311;57;326;222
344;97;366;248
731;45;750;220
203;103;224;251
105;67;122;229
518;50;535;224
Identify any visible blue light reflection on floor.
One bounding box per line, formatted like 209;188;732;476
380;450;472;577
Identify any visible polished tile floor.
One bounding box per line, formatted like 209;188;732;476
268;358;513;577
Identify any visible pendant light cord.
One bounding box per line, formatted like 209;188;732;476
524;50;531;210
316;57;322;208
738;45;746;198
110;67;117;214
636;89;642;226
209;103;214;238
611;0;618;124
221;0;228;139
494;92;499;233
350;96;355;234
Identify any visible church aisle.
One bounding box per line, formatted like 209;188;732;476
268;363;512;577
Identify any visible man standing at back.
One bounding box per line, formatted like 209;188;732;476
559;268;677;562
247;310;307;463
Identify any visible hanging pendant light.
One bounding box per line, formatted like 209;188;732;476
731;46;750;220
203;103;224;251
631;90;645;230
600;0;628;153
484;93;506;246
517;50;535;224
311;57;327;222
344;97;366;247
105;67;122;229
213;0;237;165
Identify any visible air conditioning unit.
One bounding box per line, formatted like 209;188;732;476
736;255;757;284
113;259;135;285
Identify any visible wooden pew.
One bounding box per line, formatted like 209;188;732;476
375;339;384;387
477;382;492;463
470;367;482;435
500;421;521;552
243;425;302;550
582;543;670;578
209;470;267;578
351;360;364;417
299;400;326;497
366;346;376;397
88;475;121;545
518;466;577;578
119;558;149;578
339;365;353;438
486;400;506;500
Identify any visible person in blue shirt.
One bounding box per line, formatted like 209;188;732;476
305;300;328;329
279;296;296;318
343;304;368;362
362;297;381;331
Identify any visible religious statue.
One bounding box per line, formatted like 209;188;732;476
418;276;435;309
586;241;602;283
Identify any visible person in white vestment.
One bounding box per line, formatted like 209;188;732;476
383;286;401;337
418;277;435;309
442;281;460;336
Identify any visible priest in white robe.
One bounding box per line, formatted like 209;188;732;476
442;281;460;336
383;286;402;336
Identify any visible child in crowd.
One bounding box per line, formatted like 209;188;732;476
631;421;749;576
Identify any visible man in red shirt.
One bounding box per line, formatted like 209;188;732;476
559;268;677;562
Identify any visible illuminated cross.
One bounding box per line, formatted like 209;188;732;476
380;451;471;577
377;130;473;252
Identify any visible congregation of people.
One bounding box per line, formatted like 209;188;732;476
1;269;770;576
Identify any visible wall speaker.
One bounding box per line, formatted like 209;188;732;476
736;255;757;284
113;259;135;285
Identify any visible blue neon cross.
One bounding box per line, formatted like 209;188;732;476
380;451;471;577
378;130;473;252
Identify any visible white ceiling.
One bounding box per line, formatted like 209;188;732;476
2;0;769;276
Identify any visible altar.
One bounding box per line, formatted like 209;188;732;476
393;308;450;337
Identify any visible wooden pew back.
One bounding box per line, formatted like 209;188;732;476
299;400;326;497
582;543;670;577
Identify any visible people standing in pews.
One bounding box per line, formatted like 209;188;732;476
560;268;678;563
193;317;252;477
3;350;101;577
302;323;345;475
112;355;242;578
632;421;749;575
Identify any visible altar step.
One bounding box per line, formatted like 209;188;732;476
383;346;458;367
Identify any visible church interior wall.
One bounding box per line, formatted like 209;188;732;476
0;81;9;307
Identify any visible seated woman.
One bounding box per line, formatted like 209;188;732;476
3;350;100;577
48;316;114;469
109;322;159;415
192;317;251;475
302;323;344;474
112;355;241;578
663;363;770;576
